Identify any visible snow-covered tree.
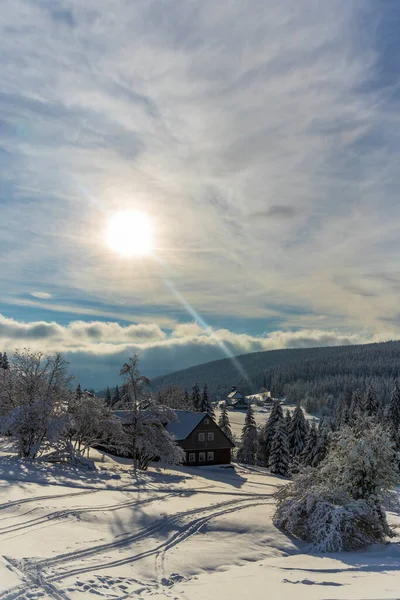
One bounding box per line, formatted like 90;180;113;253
121;402;184;470
119;357;182;471
313;422;330;467
363;384;381;418
2;399;55;458
348;389;363;424
274;418;399;551
257;400;283;466
334;386;352;428
191;383;201;412
288;405;308;457
285;409;292;431
184;389;191;409
300;421;319;467
112;385;121;407
237;403;258;465
12;350;73;406
199;383;214;417
105;387;112;406
385;380;400;449
218;402;232;440
268;418;290;477
158;385;190;409
66;394;124;458
1;350;74;458
75;384;83;402
1;352;9;370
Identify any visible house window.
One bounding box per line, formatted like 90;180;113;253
207;451;214;461
207;432;214;441
188;453;196;463
204;418;209;424
198;432;205;442
199;452;206;462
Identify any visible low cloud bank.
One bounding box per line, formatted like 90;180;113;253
0;314;394;388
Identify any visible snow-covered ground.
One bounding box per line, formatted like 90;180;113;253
0;441;399;600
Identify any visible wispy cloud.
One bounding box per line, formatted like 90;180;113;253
30;292;53;300
0;0;399;374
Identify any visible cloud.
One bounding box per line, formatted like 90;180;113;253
250;206;301;220
0;313;395;387
30;292;53;299
0;0;399;343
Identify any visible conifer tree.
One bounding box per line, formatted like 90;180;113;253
218;402;232;440
112;385;121;407
0;352;2;367
288;404;308;457
237;402;258;465
285;409;292;431
257;400;283;466
268;418;290;477
313;424;329;467
200;383;214;417
386;380;400;449
364;384;381;418
300;421;319;467
349;389;363;424
75;384;83;401
1;352;10;370
105;387;112;406
191;382;201;412
334;386;352;428
184;389;191;409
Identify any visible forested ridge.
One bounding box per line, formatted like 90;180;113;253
151;340;400;404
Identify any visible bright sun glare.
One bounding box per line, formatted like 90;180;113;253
106;211;153;257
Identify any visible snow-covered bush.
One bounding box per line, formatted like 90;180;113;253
274;470;393;552
274;418;399;551
2;398;59;458
66;394;125;457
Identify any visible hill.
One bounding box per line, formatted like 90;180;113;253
151;340;400;405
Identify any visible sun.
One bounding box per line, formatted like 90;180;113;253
106;211;153;257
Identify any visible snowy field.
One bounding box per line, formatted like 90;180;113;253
0;441;399;600
216;404;317;439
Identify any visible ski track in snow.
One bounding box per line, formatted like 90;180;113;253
0;494;273;599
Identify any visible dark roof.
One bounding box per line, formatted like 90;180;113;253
227;390;243;399
166;410;208;441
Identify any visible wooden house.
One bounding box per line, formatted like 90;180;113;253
226;386;248;410
112;409;235;467
166;411;235;466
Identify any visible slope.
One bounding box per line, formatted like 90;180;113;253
151;340;400;401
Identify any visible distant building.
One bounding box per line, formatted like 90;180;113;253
226;386;248;410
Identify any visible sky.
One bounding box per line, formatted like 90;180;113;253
1;0;400;389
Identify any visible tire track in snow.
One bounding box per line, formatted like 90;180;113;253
44;495;272;583
0;492;178;539
1;557;69;600
154;498;270;585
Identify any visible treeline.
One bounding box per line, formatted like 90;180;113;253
0;350;184;471
150;340;400;408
